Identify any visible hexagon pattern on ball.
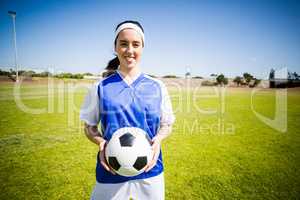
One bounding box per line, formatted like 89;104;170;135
105;127;153;177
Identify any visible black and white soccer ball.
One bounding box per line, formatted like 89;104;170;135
105;127;153;177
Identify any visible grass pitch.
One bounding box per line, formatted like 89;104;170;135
0;80;299;199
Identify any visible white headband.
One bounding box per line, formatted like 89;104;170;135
115;23;145;46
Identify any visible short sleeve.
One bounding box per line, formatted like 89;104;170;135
80;83;100;126
160;82;175;125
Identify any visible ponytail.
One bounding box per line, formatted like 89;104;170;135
106;56;119;71
103;56;119;77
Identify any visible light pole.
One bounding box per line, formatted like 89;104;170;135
8;11;19;82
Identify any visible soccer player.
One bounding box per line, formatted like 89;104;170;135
80;20;175;200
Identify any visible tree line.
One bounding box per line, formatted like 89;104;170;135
232;73;261;87
0;69;93;79
202;73;261;87
269;68;300;88
1;68;299;88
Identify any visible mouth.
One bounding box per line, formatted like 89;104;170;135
124;56;135;62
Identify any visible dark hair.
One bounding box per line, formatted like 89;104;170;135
104;20;144;74
105;56;120;72
114;20;144;47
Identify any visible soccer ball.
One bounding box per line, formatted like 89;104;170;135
105;127;153;177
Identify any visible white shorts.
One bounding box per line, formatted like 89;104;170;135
90;173;164;200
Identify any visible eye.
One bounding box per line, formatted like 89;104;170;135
120;42;127;47
133;42;140;48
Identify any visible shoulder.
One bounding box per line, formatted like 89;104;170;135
143;74;166;89
100;72;119;86
87;73;117;96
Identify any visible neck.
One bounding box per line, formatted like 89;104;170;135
118;65;141;78
118;65;141;85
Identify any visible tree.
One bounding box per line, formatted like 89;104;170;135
0;69;10;76
9;68;16;75
269;68;275;88
233;76;242;86
250;78;261;87
192;76;203;79
185;72;191;78
223;77;228;85
243;72;253;84
162;75;178;78
269;69;275;79
216;74;228;86
83;72;93;76
293;72;299;80
40;71;52;77
73;73;83;79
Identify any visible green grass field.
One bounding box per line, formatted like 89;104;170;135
0;80;299;199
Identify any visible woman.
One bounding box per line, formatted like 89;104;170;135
80;20;175;200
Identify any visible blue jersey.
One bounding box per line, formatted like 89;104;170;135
80;71;175;184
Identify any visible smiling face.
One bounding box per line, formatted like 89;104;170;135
115;28;143;72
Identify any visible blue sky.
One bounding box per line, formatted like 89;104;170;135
1;0;300;78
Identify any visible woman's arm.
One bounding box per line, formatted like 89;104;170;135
83;123;105;146
145;123;172;172
83;123;115;174
154;123;172;142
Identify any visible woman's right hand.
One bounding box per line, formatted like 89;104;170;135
99;139;116;175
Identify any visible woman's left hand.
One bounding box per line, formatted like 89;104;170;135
144;135;163;172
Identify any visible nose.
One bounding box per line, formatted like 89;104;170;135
126;44;134;54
